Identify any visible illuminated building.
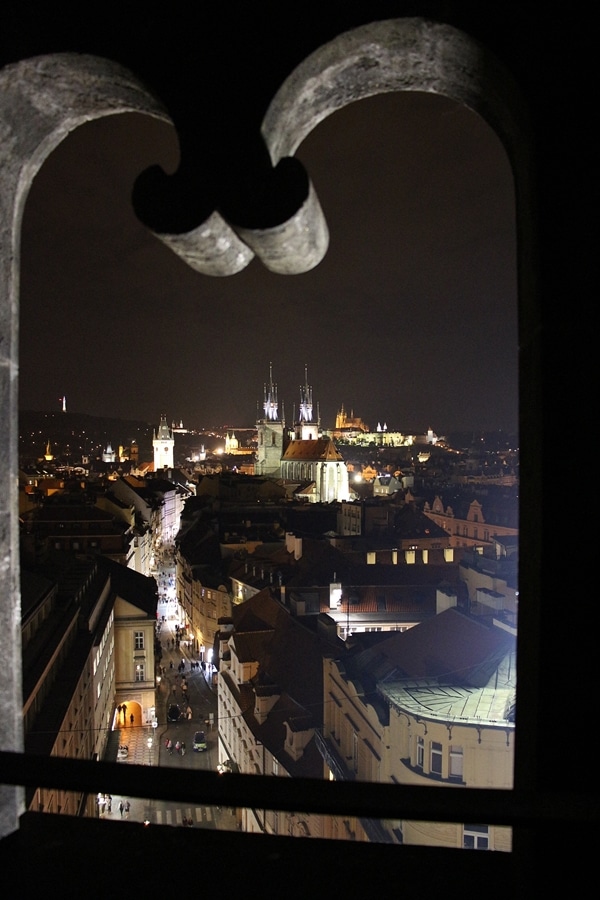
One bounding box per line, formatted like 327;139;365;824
255;363;285;476
152;414;174;472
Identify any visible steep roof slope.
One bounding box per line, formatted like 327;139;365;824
345;606;515;688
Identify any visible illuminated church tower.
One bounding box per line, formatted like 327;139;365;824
102;441;116;463
255;362;284;476
153;414;174;472
293;364;320;440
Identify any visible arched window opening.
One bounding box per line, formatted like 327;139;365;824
2;18;532;859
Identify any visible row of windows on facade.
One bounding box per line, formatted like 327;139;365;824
335;726;465;782
416;737;464;779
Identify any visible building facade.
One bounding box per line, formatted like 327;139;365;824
319;607;516;849
424;494;518;551
216;589;331;836
106;559;159;730
280;439;351;502
21;559;116;818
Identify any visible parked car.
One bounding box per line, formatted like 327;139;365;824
193;730;207;751
117;745;129;760
167;704;181;722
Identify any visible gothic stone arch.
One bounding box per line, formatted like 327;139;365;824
0;18;532;838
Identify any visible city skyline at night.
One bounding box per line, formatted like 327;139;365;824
19;91;518;436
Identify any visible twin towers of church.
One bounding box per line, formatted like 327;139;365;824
153;364;351;503
256;363;351;503
256;362;316;476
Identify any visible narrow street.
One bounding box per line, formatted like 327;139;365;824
155;592;218;771
101;557;237;830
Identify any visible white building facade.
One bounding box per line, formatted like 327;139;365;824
153;414;174;472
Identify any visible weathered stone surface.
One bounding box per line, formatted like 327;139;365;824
0;51;171;838
155;212;255;276
231;177;329;275
262;18;528;167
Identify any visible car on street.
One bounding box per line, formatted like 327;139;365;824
167;704;182;722
193;730;207;751
117;745;129;760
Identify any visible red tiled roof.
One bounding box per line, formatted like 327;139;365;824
281;438;344;462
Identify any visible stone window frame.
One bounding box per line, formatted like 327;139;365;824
0;17;536;839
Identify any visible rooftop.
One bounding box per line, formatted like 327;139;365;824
381;679;515;726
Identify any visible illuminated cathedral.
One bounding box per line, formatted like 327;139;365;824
255;364;351;502
335;403;369;433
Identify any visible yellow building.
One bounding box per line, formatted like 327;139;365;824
175;539;232;666
424;495;518;550
320;607;516;850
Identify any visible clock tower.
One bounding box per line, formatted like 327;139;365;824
153;414;174;472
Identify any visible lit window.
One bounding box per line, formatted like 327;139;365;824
135;664;145;682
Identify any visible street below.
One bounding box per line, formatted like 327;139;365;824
102;557;238;831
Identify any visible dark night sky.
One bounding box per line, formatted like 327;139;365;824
19;89;518;437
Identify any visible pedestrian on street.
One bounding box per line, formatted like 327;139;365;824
119;801;124;817
125;800;130;816
130;713;134;726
